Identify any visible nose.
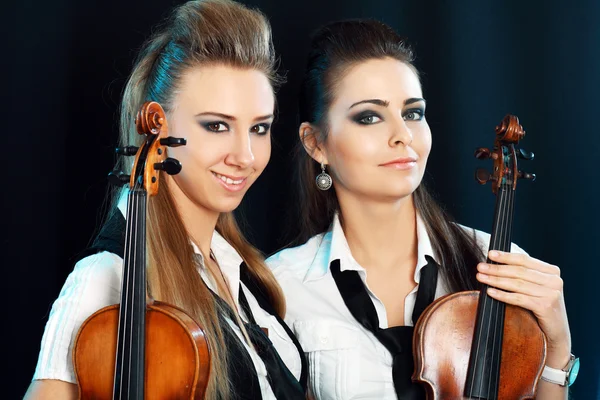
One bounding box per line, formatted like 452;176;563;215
225;132;254;168
388;118;413;147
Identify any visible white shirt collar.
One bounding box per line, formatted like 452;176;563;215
304;212;439;283
116;190;244;301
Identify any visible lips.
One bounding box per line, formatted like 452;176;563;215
380;157;417;166
212;172;246;185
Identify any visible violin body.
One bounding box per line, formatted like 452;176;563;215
413;291;546;399
74;301;210;400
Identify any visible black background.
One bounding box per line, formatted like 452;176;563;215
6;0;599;398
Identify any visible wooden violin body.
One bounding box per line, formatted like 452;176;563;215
413;292;545;399
74;301;210;399
72;101;210;399
412;115;546;399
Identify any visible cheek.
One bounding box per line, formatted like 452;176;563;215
416;126;432;163
327;127;378;179
251;136;271;172
168;135;222;173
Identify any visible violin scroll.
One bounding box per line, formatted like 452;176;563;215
475;114;535;193
495;114;525;144
108;101;187;195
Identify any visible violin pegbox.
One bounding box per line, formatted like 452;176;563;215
474;114;535;194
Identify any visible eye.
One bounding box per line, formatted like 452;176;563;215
360;115;382;124
250;123;271;135
403;108;424;121
352;111;383;125
201;121;229;132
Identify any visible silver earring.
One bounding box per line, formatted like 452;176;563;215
316;162;332;191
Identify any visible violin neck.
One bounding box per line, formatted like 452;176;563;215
464;184;515;399
114;188;147;400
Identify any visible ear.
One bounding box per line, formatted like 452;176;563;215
299;122;328;165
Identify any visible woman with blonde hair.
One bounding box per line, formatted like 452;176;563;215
24;1;305;399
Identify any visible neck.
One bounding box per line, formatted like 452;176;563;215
166;177;220;257
338;192;418;272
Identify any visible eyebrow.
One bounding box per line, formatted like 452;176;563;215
348;97;426;109
195;112;274;122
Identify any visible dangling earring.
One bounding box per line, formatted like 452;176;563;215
316;162;332;191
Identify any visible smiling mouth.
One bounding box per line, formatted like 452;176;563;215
212;172;246;185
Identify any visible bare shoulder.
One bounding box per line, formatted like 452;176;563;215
24;379;78;400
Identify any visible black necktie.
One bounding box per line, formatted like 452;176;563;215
240;263;308;392
237;288;306;400
212;283;306;400
330;256;439;400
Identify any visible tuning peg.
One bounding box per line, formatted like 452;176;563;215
474;147;498;160
518;171;536;181
159;137;187;147
115;146;138;156
475;168;497;185
108;171;130;186
154;157;182;175
517;148;535;161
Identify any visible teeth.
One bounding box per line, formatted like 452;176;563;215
214;173;244;185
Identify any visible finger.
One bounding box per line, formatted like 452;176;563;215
486;287;541;312
487;250;560;276
477;262;564;290
476;272;555;297
486;287;570;349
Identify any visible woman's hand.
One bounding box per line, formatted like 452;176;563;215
476;250;571;368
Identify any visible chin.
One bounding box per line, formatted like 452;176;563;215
211;198;244;214
371;187;418;202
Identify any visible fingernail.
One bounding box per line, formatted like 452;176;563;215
479;263;489;270
487;288;497;295
489;251;499;258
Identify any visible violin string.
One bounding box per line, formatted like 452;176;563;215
116;188;133;399
129;188;139;398
491;184;503;400
489;155;517;399
473;150;516;400
491;183;511;399
482;183;507;398
470;171;500;398
137;189;146;398
495;180;514;398
134;188;141;398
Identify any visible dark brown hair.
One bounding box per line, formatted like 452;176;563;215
295;19;483;293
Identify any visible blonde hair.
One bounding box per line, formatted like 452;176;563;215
116;1;285;398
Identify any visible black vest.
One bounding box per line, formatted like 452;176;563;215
78;209;307;400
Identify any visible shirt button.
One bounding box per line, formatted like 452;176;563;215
320;335;328;344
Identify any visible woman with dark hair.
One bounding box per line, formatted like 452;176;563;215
24;1;306;399
267;19;574;399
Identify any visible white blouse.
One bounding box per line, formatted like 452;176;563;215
32;198;302;399
267;214;526;400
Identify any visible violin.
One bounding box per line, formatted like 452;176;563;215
412;115;547;399
72;101;211;399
